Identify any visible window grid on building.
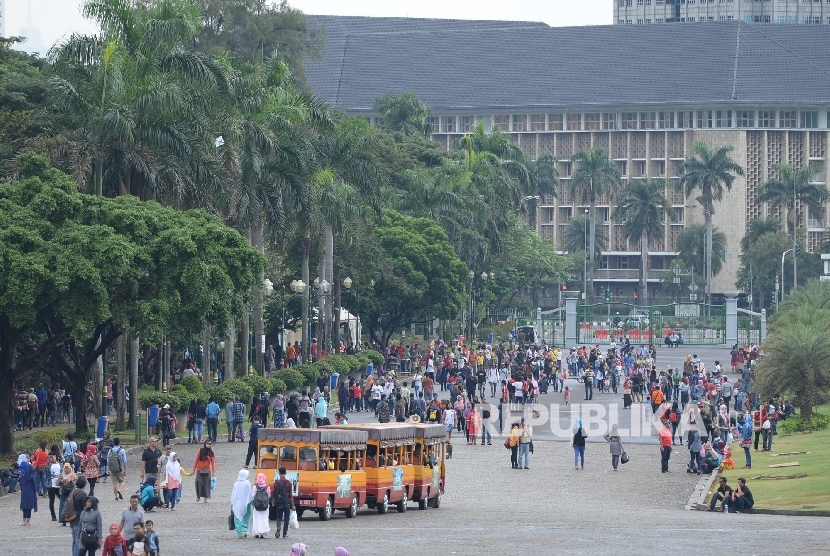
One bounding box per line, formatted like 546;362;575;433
585;113;601;130
566;113;582;131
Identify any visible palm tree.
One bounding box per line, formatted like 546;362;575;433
562;215;608;259
613;179;667;302
526;152;558;230
373;91;431;136
740;218;780;253
569;147;621;295
676;223;727;279
757;162;829;288
678;140;744;304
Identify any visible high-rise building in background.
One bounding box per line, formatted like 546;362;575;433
17;0;45;55
0;0;6;38
614;0;830;25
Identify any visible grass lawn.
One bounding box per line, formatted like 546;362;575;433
720;405;830;511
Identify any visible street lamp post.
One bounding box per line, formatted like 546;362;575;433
780;248;793;305
290;279;308;361
583;208;589;301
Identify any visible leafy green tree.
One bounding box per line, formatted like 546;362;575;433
613;179;667;301
569;147;620;284
195;0;322;82
562;214;607;260
676;223;727;278
526;152;558;230
0;38;47;174
0;155;265;449
372;91;431;136
740;218;780;253
358;211;467;347
756;281;830;421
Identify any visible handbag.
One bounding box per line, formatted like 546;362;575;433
741;438;752;448
228;512;236;530
620;451;629;464
80;525;98;545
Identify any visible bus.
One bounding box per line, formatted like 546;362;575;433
412;423;447;509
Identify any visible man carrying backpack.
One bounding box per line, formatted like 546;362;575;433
270;467;295;540
63;476;88;556
205;397;220;442
108;438;127;502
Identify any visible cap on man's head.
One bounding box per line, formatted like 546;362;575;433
149;436;158;442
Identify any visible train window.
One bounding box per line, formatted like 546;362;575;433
279;446;297;470
299;447;317;471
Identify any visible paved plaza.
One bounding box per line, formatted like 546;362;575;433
3;346;830;554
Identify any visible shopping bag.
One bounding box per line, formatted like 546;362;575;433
210;476;217;492
228;512;235;530
289;509;300;529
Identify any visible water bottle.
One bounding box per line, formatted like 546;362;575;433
724;504;729;513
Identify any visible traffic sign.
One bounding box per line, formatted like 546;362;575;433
689;283;699;292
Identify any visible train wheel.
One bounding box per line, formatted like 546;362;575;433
346;494;359;518
432;492;441;509
319;497;333;521
418;490;427;510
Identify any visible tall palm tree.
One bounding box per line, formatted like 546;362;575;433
757;162;828;287
373;91;431;136
569;147;621;294
526;152;558;230
758;163;827;233
740;218;780;253
676;223;727;279
613;179;667;301
678;140;744;303
562;215;608;259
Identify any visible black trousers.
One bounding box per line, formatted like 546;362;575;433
274;506;291;536
661;446;671;472
245;442;258;466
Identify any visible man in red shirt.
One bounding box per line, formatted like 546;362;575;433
31;439;49;496
658;420;673;473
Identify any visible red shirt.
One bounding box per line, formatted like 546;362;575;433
32;449;48;470
658;427;672;447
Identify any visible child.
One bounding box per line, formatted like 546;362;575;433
145;520;160;556
563;386;570;407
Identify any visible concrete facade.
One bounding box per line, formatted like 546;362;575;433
615;0;830;25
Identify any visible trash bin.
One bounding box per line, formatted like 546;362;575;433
488;332;494;344
96;416;109;439
148;404;159;428
330;373;340;391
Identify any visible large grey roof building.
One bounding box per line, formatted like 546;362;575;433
305;17;830;303
614;0;830;25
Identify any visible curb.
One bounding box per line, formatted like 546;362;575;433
685;469;720;511
744;508;830;517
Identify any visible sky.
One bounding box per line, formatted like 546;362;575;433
5;0;612;55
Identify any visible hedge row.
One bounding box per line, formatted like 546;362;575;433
138;352;381;412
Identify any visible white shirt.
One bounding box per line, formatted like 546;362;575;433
371;385;382;400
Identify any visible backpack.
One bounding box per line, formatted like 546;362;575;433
62;489;84;522
108;448;123;474
427;407;439;422
273;479;290;507
253;485;270;511
669;411;678;424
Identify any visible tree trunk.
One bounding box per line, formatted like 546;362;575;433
251;224;265;373
94;154;103;196
129;331;139;429
154;341;162;391
325;225;334;354
641;226;649;303
92;353;104;418
589;186;596;300
0;341;15;454
302;232;311;362
317;255;326;353
116;334;126;431
334;274;342;352
201;327;211;388
224;322;235;381
705;208;713;306
241;314;250;376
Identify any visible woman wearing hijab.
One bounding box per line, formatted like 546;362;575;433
740;412;753;469
334;548;350;556
58;462;77;525
83;444;100;496
77;496;102;556
604;424;624;471
230;469;253;538
251;473;271;538
273;394;285;428
314;395;328;428
718;404;730;444
312;387;322;403
289;543;308;556
165;452;182;510
285;418;297;429
101;523;128;556
192;439;216;503
572;418;587;470
18;454;37;525
139;476;163;511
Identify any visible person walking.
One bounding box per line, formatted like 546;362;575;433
479;399;492;446
658;420;673;473
687;426;702;474
518;418;532;469
66;477;88;556
77;496;102;556
740;412;753;469
107;438;127;502
572;418;587;470
231;397;245;442
245;417;265;468
18;454;37;525
101;523;128;556
205;397;220;442
164;452;181;511
118;495;145;543
271;467;295;540
251;473;271;539
508;423;520;468
192;440;216;503
604;425;624;471
83;445;101;496
583;366;594;400
272;394;285;428
48;455;61;521
140;437;162;485
225;398;235;441
230;469;253;538
32;439;49;497
58;463;78;526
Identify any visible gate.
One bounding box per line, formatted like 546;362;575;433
737;309;763;345
577;302;726;345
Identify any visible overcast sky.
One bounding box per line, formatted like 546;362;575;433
6;0;612;54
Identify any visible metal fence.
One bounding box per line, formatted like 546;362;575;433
577;302;726;346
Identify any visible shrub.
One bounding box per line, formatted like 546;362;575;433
208;385;233;408
170;384;187;394
364;350;384;367
779;412;829;434
275;369;306;391
240;375;272;397
294;364;319;387
221;379;254;404
14;429;74;456
181;375;204;394
270;378;287;394
138;391;183;412
325;355;350;376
